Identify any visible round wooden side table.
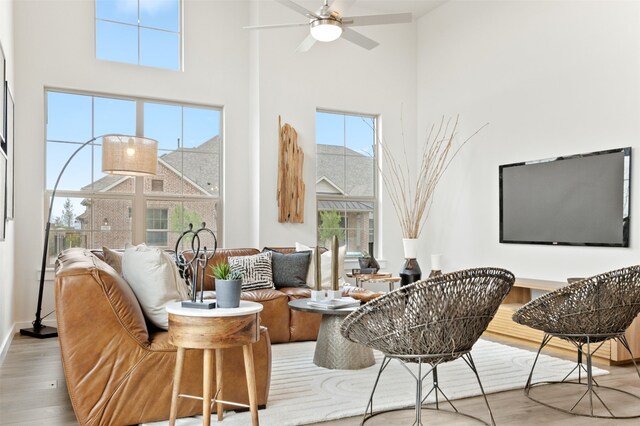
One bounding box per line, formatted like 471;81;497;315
167;300;264;426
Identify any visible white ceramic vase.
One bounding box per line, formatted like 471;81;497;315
402;238;419;259
430;254;442;271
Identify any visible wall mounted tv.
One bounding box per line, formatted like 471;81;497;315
499;147;631;247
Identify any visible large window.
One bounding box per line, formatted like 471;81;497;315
316;110;376;257
46;90;221;263
95;0;181;70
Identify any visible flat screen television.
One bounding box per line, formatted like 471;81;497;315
499;147;631;247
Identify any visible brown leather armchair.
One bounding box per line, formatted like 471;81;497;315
55;248;272;426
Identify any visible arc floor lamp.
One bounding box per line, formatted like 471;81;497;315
20;134;158;338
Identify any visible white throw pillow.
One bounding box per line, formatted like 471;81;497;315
122;243;190;330
296;242;346;289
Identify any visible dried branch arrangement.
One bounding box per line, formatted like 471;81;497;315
277;116;305;223
378;116;487;238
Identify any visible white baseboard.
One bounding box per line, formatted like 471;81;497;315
0;327;14;367
0;319;58;367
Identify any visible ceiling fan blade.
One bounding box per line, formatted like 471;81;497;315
342;12;413;27
274;0;319;19
329;0;356;14
243;22;309;30
296;34;317;52
341;28;379;50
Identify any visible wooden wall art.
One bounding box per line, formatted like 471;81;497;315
277;116;305;223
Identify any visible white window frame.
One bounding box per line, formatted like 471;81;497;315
94;0;183;70
44;88;223;261
315;109;378;257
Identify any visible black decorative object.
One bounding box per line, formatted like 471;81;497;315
175;223;218;309
358;241;380;273
399;258;421;287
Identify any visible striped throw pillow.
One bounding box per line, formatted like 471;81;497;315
228;251;275;291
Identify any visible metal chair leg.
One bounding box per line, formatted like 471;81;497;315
525;333;552;393
361;356;391;425
525;333;640;419
463;353;496;426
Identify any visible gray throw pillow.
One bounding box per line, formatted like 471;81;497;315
103;246;123;274
263;248;311;288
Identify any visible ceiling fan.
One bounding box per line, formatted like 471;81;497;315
244;0;413;52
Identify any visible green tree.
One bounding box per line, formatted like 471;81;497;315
54;198;75;228
170;205;203;235
318;209;345;246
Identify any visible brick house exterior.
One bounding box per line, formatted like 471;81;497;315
56;137;372;254
73;137;219;250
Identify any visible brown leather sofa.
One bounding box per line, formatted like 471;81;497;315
56;246;371;425
55;248;272;426
180;247;371;343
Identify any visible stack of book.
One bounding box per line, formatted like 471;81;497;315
307;297;361;310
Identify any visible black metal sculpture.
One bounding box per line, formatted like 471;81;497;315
174;223;218;309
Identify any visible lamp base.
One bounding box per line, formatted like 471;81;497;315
20;325;58;339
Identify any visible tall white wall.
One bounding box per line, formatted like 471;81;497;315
12;0;253;328
417;0;640;280
0;0;15;359
10;0;417;327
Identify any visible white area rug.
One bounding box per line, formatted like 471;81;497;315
146;339;608;426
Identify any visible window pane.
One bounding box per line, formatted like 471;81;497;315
316;112;344;146
94;97;136;137
345;115;374;197
146;150;217;196
345;115;374;154
183;107;220;149
96;20;138;65
316;111;376;256
47;92;92;143
46;142;93;191
140;28;179;70
167;199;218;251
316;145;346;195
47;196;133;261
144;102;181;151
94;97;137;184
96;0;138;25
145;200;218;250
48;195;86;261
140;0;180;32
317;201;373;256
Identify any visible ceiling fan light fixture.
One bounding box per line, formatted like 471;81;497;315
310;18;342;42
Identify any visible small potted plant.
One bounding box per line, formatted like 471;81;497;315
210;262;243;308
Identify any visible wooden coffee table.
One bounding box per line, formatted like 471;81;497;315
288;298;375;370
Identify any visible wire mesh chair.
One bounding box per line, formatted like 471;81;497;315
512;265;640;418
340;267;515;426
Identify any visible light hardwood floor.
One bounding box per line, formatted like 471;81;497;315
1;334;639;425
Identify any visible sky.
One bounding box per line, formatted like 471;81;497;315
96;0;180;70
